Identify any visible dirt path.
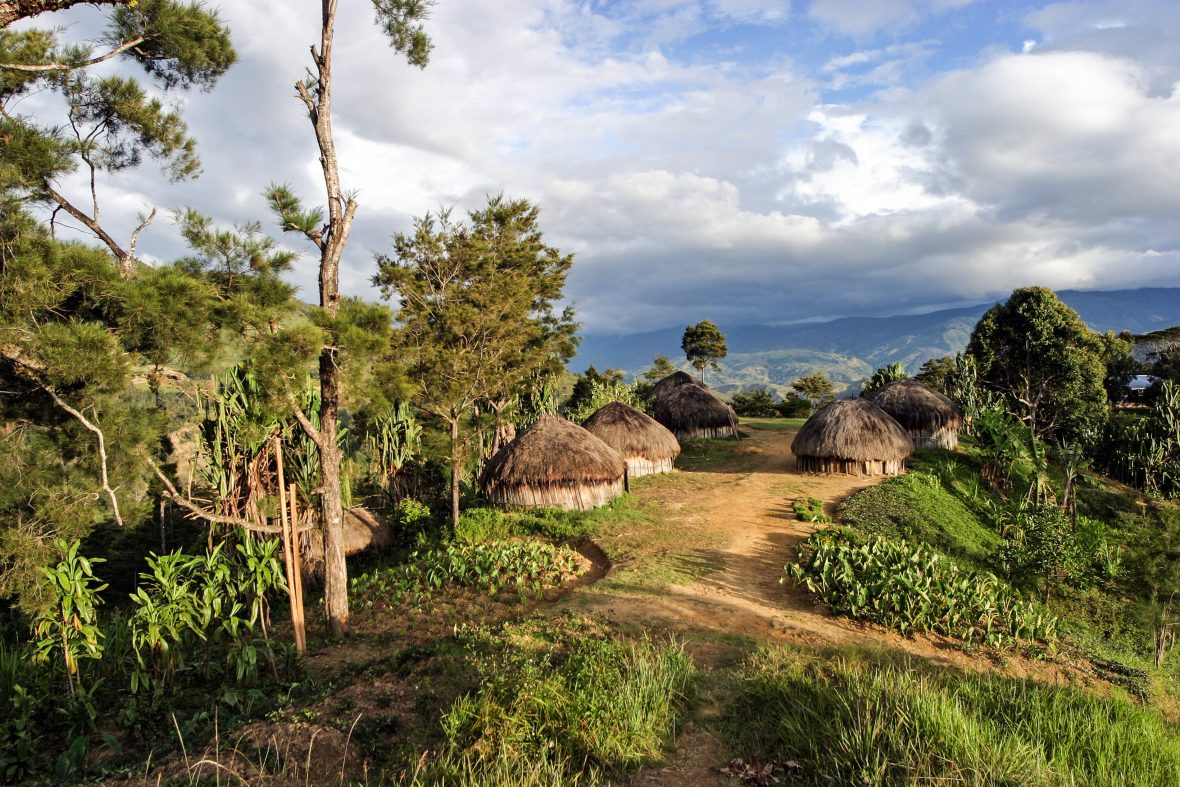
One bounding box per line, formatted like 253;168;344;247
569;424;978;663
561;423;1012;786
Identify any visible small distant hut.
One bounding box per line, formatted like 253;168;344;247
792;398;912;475
583;401;681;477
864;379;962;449
481;415;626;510
305;506;392;573
651;383;739;440
650;370;703;402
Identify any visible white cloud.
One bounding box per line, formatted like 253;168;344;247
9;0;1180;334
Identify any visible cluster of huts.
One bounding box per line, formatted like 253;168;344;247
480;371;738;510
792;379;961;475
478;373;960;512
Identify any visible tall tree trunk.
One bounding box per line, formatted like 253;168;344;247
306;0;355;637
319;350;348;635
450;415;461;533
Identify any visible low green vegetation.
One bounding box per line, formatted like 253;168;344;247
838;452;1001;569
417;616;694;785
0;534;301;783
350;540;582;606
787;529;1057;647
728;646;1180;787
792;497;831;523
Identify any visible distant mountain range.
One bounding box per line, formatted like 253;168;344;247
574;288;1180;396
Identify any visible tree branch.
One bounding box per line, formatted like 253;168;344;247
148;458;313;535
0;0;128;28
43;183;130;267
0;343;125;526
289;398;328;453
44;389;123;527
0;35;148;71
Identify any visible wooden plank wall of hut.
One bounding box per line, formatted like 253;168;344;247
910;428;959;450
625;457;676;478
674;426;738;441
795;456;905;476
490;480;625;511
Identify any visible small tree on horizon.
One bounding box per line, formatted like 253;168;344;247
681;320;727;384
792;373;835;413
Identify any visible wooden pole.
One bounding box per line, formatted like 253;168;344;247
288;482;306;651
274;438;305;655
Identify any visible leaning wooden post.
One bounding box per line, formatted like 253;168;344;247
288;482;306;650
274;437;306;655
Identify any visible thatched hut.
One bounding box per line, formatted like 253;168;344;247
792;398;912;475
650;370;703;402
864;379;962;449
583;402;681;477
651;383;739;440
304;506;392;572
481;415;626;510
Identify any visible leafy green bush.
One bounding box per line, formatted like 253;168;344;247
351;540;582;605
426;626;693;783
456;507;512;544
997;504;1082;602
729;646;1180;787
792;497;831;524
127;535;287;700
730;388;778;417
786;529;1056;647
774;393;811;418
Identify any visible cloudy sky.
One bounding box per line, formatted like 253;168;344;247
14;0;1180;334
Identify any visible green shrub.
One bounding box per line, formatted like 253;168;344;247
997;504;1083;602
391;498;435;547
456;508;512;544
427;628;693;783
351;540;582;605
729;646;1180;787
787;529;1056;647
774;393;811;418
792;497;831;524
730;388;778;418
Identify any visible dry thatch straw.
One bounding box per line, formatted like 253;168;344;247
864;379;962;449
792;398;913;475
650;370;703;402
481;415;626;510
583;401;681;477
651;382;739;440
304;506;392;572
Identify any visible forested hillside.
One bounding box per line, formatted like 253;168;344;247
577;288;1180;393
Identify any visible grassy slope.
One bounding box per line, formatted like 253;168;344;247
836;442;1180;707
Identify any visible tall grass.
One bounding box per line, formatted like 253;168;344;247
729;646;1180;786
421;629;694;784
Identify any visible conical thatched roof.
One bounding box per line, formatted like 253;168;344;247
305;506;391;570
792;398;913;462
650;370;703;402
583;402;680;463
651;382;738;438
482;415;626;488
863;380;961;432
